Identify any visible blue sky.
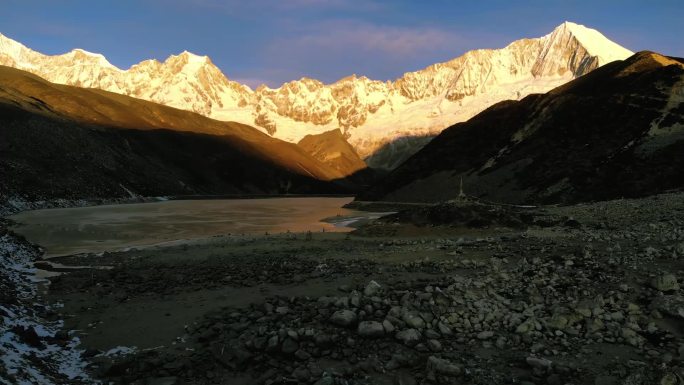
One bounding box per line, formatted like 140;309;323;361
2;0;683;88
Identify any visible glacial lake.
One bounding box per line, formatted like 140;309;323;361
9;197;387;257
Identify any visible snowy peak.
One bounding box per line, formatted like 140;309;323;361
157;50;225;83
179;50;208;61
0;32;25;56
118;49;252;117
0;33;36;68
0;33;119;71
558;21;633;62
60;48;120;71
129;58;161;71
533;22;633;77
166;50;211;69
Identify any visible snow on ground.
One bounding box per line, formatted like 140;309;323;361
0;230;92;384
97;346;138;358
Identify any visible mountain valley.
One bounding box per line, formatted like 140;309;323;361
1;11;684;385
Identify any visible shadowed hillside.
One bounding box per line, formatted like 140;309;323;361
0;66;353;201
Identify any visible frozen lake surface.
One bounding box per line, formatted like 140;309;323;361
9;197;386;257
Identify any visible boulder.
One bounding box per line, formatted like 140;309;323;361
426;356;462;376
402;312;425;329
477;331;494;340
651;295;684;319
526;356;552;370
358;321;385;338
650;274;680;292
330;310;357;327
364;280;382;296
281;338;299;355
396;328;421;346
382;319;395;333
427;339;442;352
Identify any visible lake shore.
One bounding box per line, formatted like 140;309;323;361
32;192;684;385
0;193;359;218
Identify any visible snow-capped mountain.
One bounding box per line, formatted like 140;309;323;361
0;22;632;169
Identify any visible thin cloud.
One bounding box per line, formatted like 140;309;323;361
276;0;382;10
287;20;462;56
256;20;465;84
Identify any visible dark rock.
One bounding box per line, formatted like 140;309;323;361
292;367;310;382
394;373;417;385
364;280;382;296
426;356;462;376
526;356;552;371
396;328;421;346
252;336;267;351
266;335;280;352
212;345;253;370
427;339;442;352
651;295;684;318
145;377;179;385
315;334;333;347
11;325;42;348
295;349;311;361
650;274;680;292
565;219;582;228
281;338;299;355
330;309;357;327
357;321;385;338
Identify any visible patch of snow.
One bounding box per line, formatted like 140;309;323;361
97;345;137;358
0;232;93;384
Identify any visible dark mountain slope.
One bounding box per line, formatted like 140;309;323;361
0;66;352;201
359;52;684;204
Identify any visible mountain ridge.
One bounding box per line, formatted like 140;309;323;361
0;22;633;168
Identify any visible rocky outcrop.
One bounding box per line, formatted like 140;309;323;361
297;129;368;177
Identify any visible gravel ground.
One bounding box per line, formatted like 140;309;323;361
32;193;684;384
